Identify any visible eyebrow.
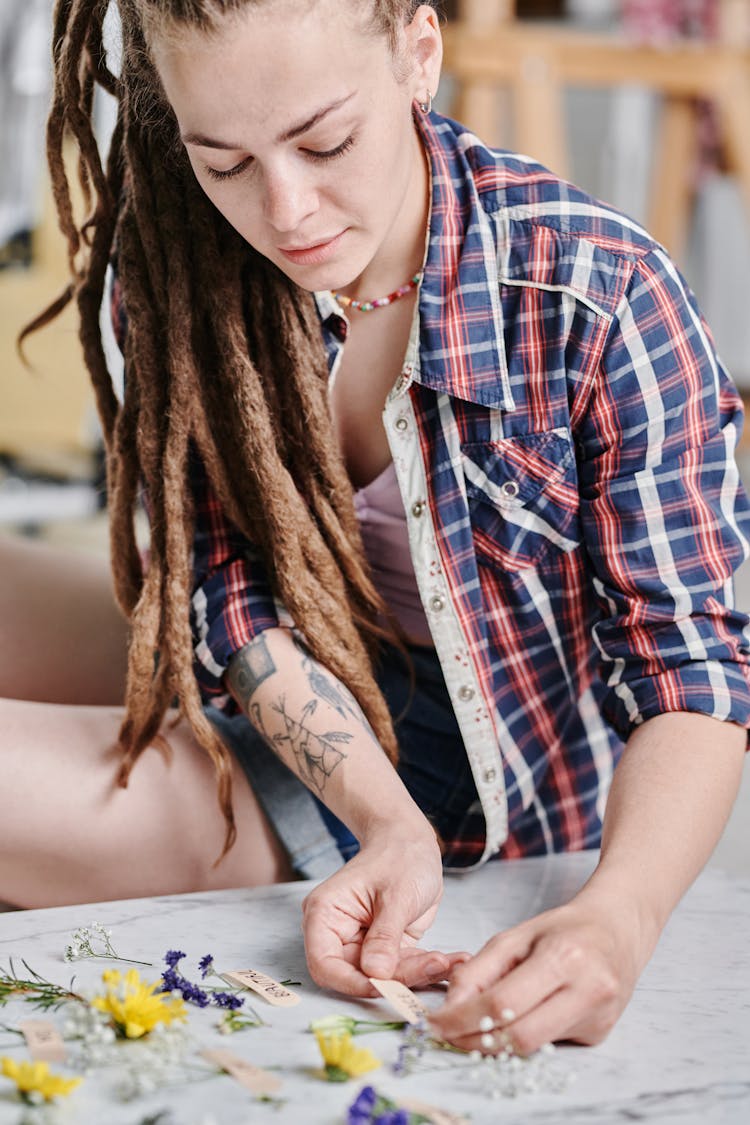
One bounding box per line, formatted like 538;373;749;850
182;93;355;150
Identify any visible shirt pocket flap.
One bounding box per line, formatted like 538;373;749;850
461;431;579;571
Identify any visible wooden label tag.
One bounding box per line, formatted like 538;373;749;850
401;1099;469;1125
368;978;429;1024
200;1048;282;1096
18;1019;66;1063
221;968;300;1007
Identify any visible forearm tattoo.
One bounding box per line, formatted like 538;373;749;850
226;634;276;710
226;632;351;796
292;630;372;727
270;695;351;796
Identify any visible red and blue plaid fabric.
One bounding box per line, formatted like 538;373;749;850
113;111;750;868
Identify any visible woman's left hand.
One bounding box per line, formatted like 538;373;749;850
302;824;469;996
428;894;651;1055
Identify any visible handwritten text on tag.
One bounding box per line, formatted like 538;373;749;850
368;978;429;1024
221;968;300;1007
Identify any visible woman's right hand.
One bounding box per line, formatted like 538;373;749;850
302;821;468;996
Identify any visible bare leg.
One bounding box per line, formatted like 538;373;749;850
0;697;294;907
0;534;295;904
0;533;128;705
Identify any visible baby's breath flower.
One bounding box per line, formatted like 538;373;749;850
465;1039;575;1099
63;923;150;966
0;1056;82;1103
59;1000;118;1071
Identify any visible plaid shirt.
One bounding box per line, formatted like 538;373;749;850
119;111;750;869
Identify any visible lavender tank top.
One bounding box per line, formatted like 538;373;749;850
353;462;433;646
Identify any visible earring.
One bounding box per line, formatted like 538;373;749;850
418;91;433;114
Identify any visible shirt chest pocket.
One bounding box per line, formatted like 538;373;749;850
461;431;580;572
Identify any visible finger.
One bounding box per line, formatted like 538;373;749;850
441;929;533;1008
303;904;372;994
392;949;470;990
359;894;420;980
309;950;381;997
431;939;569;1042
436;990;566;1057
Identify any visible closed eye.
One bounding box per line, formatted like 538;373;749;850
205;157;253;182
204;134;355;182
305;135;355;162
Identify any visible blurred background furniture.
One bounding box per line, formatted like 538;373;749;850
441;0;750;386
445;0;750;260
1;0;749;519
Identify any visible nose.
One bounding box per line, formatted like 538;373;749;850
261;164;318;235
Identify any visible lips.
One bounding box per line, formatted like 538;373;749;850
279;230;346;266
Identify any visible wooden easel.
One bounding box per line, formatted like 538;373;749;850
446;0;750;260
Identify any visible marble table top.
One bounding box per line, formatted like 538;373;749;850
0;851;748;1124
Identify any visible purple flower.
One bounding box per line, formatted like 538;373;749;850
212;991;244;1011
164;950;186;969
347;1086;378;1124
159;965;209;1008
392;1043;407;1075
375;1113;409;1125
160;968;180;993
198;953;214;979
180;980;210;1007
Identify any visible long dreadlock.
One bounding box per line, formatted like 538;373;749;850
27;0;435;857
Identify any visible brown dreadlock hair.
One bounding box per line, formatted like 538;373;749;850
27;0;439;857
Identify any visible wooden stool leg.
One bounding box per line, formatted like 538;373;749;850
454;0;514;146
648;95;699;261
714;64;750;233
512;50;568;179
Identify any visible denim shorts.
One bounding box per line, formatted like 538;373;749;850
206;642;481;878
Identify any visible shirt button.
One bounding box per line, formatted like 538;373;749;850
483;767;497;784
429;594;446;612
501;480;520;500
411;500;426;518
394;417;409;432
457;685;475;702
401;362;414;377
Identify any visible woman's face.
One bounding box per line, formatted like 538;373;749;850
152;0;441;294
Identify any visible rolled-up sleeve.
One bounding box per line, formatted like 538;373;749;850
579;245;750;739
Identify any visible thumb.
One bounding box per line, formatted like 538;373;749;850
360;899;410;980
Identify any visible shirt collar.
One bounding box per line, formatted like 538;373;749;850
414;111;513;411
315;111;514;411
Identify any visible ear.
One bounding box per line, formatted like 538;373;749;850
404;4;443;106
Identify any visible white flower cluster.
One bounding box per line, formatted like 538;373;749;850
111;1023;192;1102
59;1001;117;1070
466;1041;575;1099
63;921;114;963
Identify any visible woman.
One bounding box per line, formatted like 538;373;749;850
6;0;749;1057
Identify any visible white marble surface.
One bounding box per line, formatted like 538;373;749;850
0;851;748;1124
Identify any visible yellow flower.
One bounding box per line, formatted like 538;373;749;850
314;1030;381;1082
91;968;187;1039
1;1057;82;1103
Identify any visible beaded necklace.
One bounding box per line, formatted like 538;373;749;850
334;270;423;313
